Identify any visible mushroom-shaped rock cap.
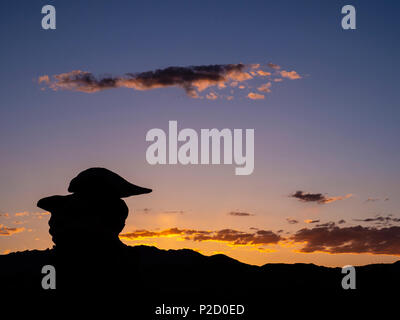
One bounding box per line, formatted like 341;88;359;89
68;167;152;198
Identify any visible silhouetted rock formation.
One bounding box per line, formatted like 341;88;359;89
35;168;152;291
68;167;152;198
37;167;152;252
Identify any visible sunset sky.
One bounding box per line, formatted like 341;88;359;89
1;0;400;267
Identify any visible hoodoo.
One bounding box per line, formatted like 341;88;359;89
37;167;152;251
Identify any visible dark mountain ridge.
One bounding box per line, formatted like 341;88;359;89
1;244;398;317
1;244;398;293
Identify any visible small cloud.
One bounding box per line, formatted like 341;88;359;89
0;224;25;236
218;82;227;89
15;211;30;217
291;191;325;203
247;92;265;100
365;197;390;203
136;208;152;214
304;219;320;224
286;218;299;224
206;92;218;100
228;211;254;217
365;197;379;203
291;191;353;204
280;70;301;80
32;212;50;219
228;70;253;81
257;82;272;93
273;78;283;82
163;210;185;214
38;75;50;84
257;247;276;253
268;63;281;70
323;193;353;204
337;219;346;224
315;222;336;228
257;70;271;76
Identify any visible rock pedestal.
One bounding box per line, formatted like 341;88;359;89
36;168;152;289
38;167;151;251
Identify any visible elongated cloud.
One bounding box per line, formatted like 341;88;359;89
323;194;353;203
0;224;25;236
292;224;400;255
14;211;49;217
353;215;400;226
365;197;390;202
39;64;249;97
120;227;282;246
290;191;353;204
15;212;30;217
228;211;254;217
256;70;271;76
304;219;320;224
247;92;265;100
39;63;303;100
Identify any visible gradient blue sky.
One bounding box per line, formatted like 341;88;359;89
1;0;400;266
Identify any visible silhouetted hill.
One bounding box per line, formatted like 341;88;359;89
1;245;399;298
1;245;398;317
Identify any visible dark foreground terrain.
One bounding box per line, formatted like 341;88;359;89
1;244;398;317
